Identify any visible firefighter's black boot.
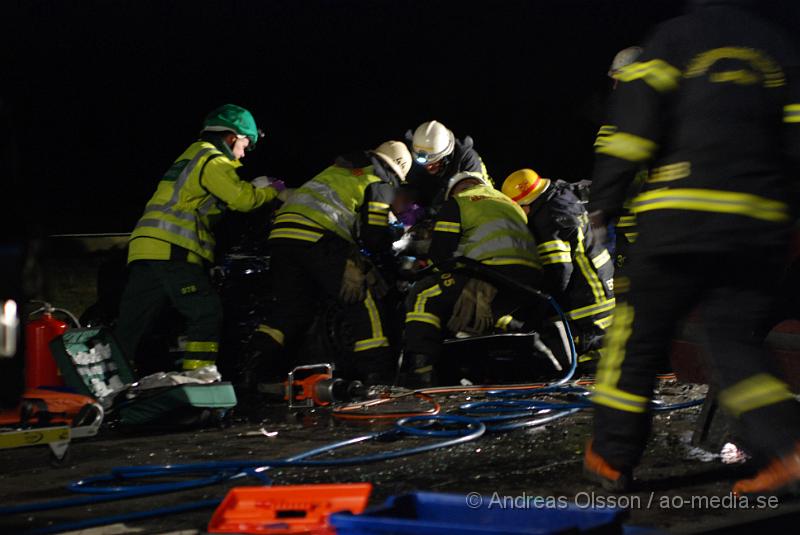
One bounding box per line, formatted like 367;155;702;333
397;353;437;390
236;331;285;401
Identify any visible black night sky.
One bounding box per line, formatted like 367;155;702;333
3;0;799;235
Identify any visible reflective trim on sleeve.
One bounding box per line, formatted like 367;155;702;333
591;250;611;269
567;298;616;321
537;240;571;254
541;252;572;265
368;201;391;213
367;214;389;227
615;59;682;92
784;104;800;124
434;221;462;233
632;188;789;223
594;131;657;162
257;324;285;346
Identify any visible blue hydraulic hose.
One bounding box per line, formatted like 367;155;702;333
1;416;485;518
546;296;578;386
24;498;220;535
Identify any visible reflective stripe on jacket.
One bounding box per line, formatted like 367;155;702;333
129;141;274;263
453;185;540;269
274;164;383;243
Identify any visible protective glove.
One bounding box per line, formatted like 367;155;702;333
365;265;390;299
339;257;367;304
447;278;498;335
251;176;286;192
588;210;609;250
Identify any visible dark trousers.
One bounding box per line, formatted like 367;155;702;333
258;237;394;381
593;251;800;470
404;265;542;358
114;260;222;369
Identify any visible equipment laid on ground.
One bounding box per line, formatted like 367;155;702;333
25;301;80;388
49;327;237;429
330;491;630;535
258;364;368;409
208;483;372;534
0;388;103;465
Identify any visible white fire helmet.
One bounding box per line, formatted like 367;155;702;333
412;120;455;165
374;140;413;181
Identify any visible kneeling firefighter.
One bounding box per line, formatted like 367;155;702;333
115;104;284;372
400;171;542;388
502;169;615;364
240;141;413;391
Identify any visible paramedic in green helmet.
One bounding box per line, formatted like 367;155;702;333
114;104;285;373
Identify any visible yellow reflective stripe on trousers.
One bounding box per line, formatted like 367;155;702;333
185;341;219;353
434;221;461;233
595;131;657;162
596;302;634;390
257;324;286;346
574;227;607;304
367;215;389;227
405;312;441;329
719;373;794;417
183;359;216;370
591;383;649;413
567;298;616;321
268;227;324;242
617;215;637;228
406;284;443;329
632;188;789;223
354;291;388;352
615;59;682;92
784;104;800;123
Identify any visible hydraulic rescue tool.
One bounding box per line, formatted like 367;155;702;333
258;363;368;409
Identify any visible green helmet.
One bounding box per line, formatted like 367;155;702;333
202;104;263;150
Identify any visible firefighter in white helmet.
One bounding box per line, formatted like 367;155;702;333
240;140;413;393
401;120;490;218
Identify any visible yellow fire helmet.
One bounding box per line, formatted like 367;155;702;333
501;169;551;206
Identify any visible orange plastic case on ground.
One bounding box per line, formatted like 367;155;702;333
207;483;373;534
0;388;96;426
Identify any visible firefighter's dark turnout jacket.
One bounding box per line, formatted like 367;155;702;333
588;1;800;471
404;135;490;211
527;180;615;347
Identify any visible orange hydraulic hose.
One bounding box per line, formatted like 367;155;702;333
331;373;678;420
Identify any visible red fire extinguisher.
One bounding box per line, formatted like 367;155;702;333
25;302;79;389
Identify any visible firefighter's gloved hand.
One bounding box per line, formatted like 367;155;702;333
340;258;367;304
472;280;498;333
365;265;390;299
447;278;497;334
588;210;609;249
